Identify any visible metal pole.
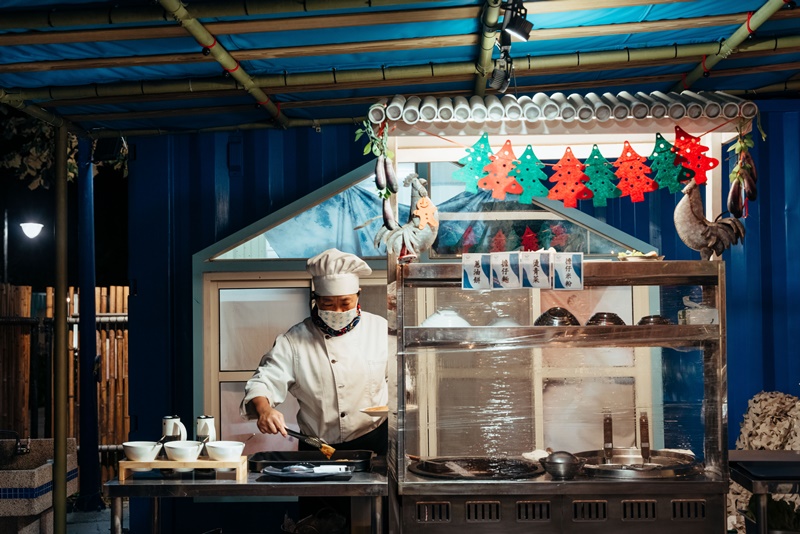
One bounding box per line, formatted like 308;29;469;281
76;137;103;510
53;125;68;534
3;208;7;284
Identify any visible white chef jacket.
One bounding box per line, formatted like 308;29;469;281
241;311;388;445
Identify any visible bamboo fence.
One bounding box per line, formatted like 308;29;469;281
0;283;32;437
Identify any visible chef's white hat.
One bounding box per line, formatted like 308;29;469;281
306;248;371;296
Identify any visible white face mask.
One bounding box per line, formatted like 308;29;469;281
317;307;359;330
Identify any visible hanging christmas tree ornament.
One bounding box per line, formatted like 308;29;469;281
648;133;695;193
490;229;507;252
511;144;550;204
460;225;477;253
547;147;593;208
584;144;621;207
452;132;494;193
521;226;540;252
506;227;521;252
615;141;658;203
478;140;524;200
672;126;719;185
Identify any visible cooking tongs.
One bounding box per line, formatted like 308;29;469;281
285;428;335;458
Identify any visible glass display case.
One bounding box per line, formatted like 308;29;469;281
389;260;728;533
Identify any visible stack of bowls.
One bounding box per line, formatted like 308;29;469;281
534;307;580;326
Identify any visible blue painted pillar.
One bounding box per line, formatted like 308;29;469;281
76;137;103;511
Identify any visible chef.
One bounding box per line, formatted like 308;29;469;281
241;248;388;455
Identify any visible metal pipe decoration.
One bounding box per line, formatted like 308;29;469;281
437;97;454;121
673;0;790;91
473;0;503;96
484;94;504;121
76;137;103;511
157;0;290;128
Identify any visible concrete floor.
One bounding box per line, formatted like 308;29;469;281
66;500;128;534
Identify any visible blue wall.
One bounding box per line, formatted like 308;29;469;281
126;126;369;532
126;105;800;529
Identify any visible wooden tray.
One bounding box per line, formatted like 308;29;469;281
118;456;247;482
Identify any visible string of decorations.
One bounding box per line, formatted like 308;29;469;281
452;125;723;209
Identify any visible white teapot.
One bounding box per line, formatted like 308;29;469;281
196;415;216;442
162;415;187;441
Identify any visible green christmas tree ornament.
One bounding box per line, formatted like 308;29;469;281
584;144;621;207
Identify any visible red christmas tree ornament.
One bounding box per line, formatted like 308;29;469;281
615;141;657;203
478;140;523;200
521;226;540;251
490;229;507;252
672;126;719;185
547;147;593;208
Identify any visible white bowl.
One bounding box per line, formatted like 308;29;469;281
163;440;204;462
205;441;245;462
421;309;470;327
122;441;162;461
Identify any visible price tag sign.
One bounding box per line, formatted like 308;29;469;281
521;251;553;289
462;253;491;290
491;252;521;289
554;252;584;290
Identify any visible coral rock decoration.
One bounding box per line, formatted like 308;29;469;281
648;132;695;194
584;143;621;207
453;132;494;193
547;147;593;208
615;141;658;203
672;126;719;186
478;140;524;200
511;144;550;204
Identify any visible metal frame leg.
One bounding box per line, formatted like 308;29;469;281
756;493;768;534
110;497;123;534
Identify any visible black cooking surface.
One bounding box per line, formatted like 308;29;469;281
408;457;544;480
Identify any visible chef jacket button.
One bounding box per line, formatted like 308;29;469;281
338;384;345;389
331;359;337;364
340;412;346;418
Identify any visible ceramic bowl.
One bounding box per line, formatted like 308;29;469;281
586;312;626;326
163;440;204;462
637;315;674;325
122;441;162;462
205;441;245;462
534;307;580;326
489;316;521;327
421;309;471;327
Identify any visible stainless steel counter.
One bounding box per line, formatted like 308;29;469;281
103;469;388;534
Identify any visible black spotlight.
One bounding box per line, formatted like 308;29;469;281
504;0;533;41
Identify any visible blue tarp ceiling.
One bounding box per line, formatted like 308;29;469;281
0;0;798;133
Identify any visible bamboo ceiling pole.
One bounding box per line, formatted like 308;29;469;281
53;124;68;534
158;0;288;129
672;0;790;91
474;0;503;96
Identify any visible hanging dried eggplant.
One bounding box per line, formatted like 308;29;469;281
375;155;387;190
384;156;399;193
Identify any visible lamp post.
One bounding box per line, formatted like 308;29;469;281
3;208;44;284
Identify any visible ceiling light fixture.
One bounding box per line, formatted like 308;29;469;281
503;0;533;42
20;222;44;239
490;34;514;93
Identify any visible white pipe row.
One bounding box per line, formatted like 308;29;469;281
369;91;757;125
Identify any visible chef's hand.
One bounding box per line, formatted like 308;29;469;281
250;396;287;436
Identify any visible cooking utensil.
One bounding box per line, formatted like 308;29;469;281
576;447;700;479
603;411;614;464
539;451;586;480
285;428;336;459
640;412;651;464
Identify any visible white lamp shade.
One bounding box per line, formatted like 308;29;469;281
20;222;43;238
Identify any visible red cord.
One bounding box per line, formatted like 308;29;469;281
201;36;217;49
681;72;689;89
746;11;754;34
701;55;709;74
224;61;240;73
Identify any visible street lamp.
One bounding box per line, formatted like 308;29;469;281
3;209;44;283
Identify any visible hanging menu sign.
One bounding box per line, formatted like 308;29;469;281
520;251;553;289
462;253;491;290
491;252;521;289
553;252;584;290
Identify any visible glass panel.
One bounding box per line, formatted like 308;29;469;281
542;377;636;452
427;161;636;257
219;287;309;371
218;164;415;260
220;381;299;457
